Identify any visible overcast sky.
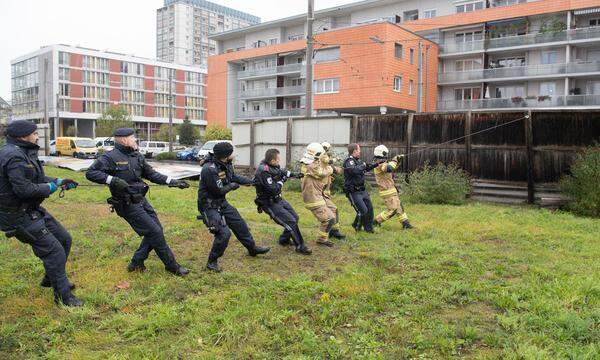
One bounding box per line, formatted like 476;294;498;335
0;0;355;101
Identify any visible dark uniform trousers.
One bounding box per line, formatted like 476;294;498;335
347;190;375;232
113;199;176;269
204;201;256;261
0;207;72;296
261;199;303;246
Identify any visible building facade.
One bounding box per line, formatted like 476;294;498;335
156;0;260;67
11;44;207;140
207;0;600;126
0;97;11;125
208;21;438;127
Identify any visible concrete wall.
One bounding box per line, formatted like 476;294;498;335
232;116;351;168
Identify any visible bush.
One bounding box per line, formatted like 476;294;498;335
154;152;177;161
559;145;600;218
204;124;231;141
178;118;200;145
401;162;471;205
283;178;302;193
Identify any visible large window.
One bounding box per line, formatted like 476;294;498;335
455;31;483;44
494;85;524;98
456;1;484;13
424;9;437;19
489;56;525;68
395;43;403;59
58;52;70;65
541;51;558;65
403;9;418;21
455;58;483;71
314;47;340;63
455;87;482;100
314;78;340;94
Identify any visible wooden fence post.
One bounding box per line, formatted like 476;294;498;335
249;119;255;171
350;115;359;144
525;110;535;204
465;111;472;174
405;113;414;173
286;117;293;167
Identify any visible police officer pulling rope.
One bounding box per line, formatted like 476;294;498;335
0;120;82;306
86;128;190;276
343;143;377;233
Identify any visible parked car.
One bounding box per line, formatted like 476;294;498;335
197;140;233;160
55;137;98;159
94;137;115;153
138;141;169;158
176;146;202;161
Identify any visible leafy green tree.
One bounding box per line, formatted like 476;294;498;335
95;106;135;137
204;124;232;141
155;123;180;142
178;118;200;145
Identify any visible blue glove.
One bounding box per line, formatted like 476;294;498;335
56;179;64;186
48;182;58;194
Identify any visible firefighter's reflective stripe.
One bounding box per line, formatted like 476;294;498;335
379;187;398;197
305;200;326;209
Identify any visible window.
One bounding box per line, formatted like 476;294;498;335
494;85;524;98
288;34;304;41
590;19;600;27
394;76;402;92
59;83;69;96
409;80;414;95
541;51;558;65
454;87;482;100
490;56;526;68
403;10;418;22
58;52;70;65
269;38;278;45
394;43;403;59
455;31;483;44
424;9;437;19
456;1;485;13
455;58;482;71
314;47;340;63
539;82;556;96
409;48;414;64
314;78;340;94
59;67;70;81
253;103;260;111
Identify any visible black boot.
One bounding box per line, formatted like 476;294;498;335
295;244;312;255
127;262;147;273
352;216;362;232
41;276;75;290
166;264;190;277
54;292;83;307
402;220;414;229
278;237;292;246
206;259;222;273
329;229;346;240
248;246;271;257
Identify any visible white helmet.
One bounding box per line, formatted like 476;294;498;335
300;142;325;164
321;142;332;152
374;145;389;158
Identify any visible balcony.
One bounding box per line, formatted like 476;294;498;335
437;94;600;111
237;63;305;80
239;85;305;99
440;26;600;55
237;108;304;119
439;61;600;84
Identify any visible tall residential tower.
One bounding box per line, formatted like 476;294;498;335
156;0;260;67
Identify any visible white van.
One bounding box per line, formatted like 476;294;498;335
197;140;233;160
139;141;169;158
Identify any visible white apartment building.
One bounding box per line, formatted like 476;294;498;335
156;0;260;67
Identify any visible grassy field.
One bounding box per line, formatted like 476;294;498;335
0;167;599;359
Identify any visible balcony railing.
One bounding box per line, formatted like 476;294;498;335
439;61;600;83
440;26;600;54
437;95;600;111
237;63;305;79
237;108;304;119
239;85;305;99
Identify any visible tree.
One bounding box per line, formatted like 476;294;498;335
204;124;232;141
95;106;135;137
178;118;200;145
155;123;181;142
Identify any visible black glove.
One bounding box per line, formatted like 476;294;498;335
111;177;130;192
365;163;378;172
169;179;190;189
60;179;79;190
289;172;304;179
226;182;240;192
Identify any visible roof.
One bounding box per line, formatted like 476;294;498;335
163;0;260;24
210;0;402;41
0;97;10;110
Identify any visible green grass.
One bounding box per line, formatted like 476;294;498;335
1;168;599;359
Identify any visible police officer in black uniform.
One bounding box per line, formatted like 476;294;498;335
254;149;311;255
0;120;82;306
86;128;190;276
344;143;377;233
198;141;270;272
